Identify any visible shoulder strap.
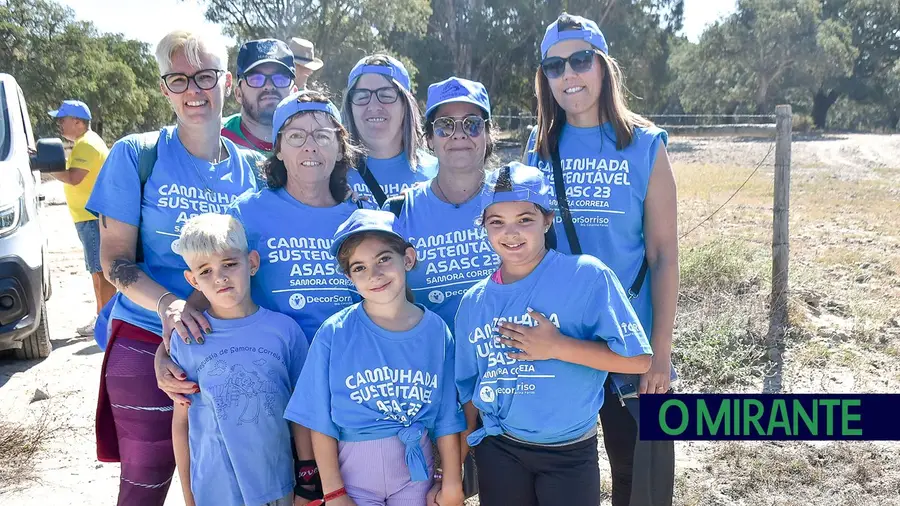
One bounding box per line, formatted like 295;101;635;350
550;147;582;255
357;159;389;208
385;193;407;217
133;132;160;264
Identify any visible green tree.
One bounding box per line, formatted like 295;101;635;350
0;0;171;141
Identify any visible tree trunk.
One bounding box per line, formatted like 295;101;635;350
812;89;841;129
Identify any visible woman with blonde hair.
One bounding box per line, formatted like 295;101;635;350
87;29;263;505
524;12;679;506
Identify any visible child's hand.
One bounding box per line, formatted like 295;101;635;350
426;481;441;506
436;483;465;506
498;308;566;361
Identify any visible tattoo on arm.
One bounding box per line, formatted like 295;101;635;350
109;259;141;290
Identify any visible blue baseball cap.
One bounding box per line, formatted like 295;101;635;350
480;162;552;215
272;91;342;141
541;13;609;58
347;55;411;91
330;209;405;257
48;100;91;121
237;39;295;77
424;77;491;120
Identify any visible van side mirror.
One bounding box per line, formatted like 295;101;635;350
30;138;67;173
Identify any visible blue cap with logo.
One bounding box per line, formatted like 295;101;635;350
480;162;552;214
48;100;92;121
540;13;608;58
424;77;491;120
347;55;411;92
237;39;295;77
330;209;405;257
272;91;342;141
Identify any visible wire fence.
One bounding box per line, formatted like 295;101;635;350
490;113;778;135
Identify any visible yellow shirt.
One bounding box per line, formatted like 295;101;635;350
64;130;109;223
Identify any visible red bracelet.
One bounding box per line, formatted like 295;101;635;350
308;487;347;506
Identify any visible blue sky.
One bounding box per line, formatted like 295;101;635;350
58;0;736;48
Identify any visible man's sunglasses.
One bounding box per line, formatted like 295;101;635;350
160;69;225;93
432;115;486;138
242;73;293;89
540;49;602;79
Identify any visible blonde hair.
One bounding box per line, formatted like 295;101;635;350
155;29;229;75
533;15;652;156
176;213;248;261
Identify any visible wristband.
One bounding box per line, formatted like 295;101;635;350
156;291;173;319
308;487;346;506
294;459;322;500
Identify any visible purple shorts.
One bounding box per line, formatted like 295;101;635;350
338;433;434;506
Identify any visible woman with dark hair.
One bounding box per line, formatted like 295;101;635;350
524;12;679;506
341;54;437;207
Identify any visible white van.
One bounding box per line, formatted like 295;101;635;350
0;73;53;359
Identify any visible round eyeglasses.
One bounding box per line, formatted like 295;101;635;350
281;128;338;148
432;115;486;138
160;69;226;93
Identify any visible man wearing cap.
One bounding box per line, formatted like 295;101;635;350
47;100;115;336
287;37;324;90
222;39;297;154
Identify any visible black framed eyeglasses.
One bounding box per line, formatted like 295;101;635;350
242;73;293;89
160;69;226;93
281;128;338;148
432;115;486;138
540;49;601;79
348;86;400;106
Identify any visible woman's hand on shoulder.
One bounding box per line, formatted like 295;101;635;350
154;343;198;405
161;295;210;347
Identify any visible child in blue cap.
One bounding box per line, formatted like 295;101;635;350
285;209;466;506
524;13;679;506
341;54;437;207
453;162;653;506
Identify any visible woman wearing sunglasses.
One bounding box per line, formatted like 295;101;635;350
341;54;437;208
524;13;679;506
86;30;263;505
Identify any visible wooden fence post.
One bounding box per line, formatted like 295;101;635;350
766;105;792;391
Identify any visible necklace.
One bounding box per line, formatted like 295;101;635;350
434;175;481;208
186;140;226;196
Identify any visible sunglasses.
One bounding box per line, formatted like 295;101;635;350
160;69;225;93
540;49;601;79
349;86;400;106
242;73;293;89
432;115;486;138
281;128;338;148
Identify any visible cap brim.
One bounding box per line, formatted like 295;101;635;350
425;97;490;120
243;59;295;76
294;57;324;71
47;110;60;118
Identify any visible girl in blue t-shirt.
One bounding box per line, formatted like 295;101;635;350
341;54;437;207
524;13;680;506
285;209;465;506
454;162;653;506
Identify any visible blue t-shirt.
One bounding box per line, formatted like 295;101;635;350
227;189;369;341
170;307;308;506
86;126;260;334
347;151;436;204
285;303;465;480
454;250;652;446
388;182;499;332
525;123;667;336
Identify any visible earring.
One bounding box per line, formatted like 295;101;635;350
544;226;551;233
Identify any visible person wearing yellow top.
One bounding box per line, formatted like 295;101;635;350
48;100;115;337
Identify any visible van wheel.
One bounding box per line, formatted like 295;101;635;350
15;300;52;360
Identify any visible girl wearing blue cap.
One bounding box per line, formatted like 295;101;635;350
525;12;679;506
389;76;498;332
155;89;373;503
341;55;437;208
285;209;465;506
454;161;652;506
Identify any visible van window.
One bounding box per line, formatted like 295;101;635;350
0;83;10;160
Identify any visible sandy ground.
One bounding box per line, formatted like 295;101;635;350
1;132;899;505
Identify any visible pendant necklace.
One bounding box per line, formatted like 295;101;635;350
434;175;481;209
187;140;225;196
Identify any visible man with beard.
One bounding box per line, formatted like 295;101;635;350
222;39;296;154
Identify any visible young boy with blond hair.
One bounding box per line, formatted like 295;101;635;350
170;213;311;506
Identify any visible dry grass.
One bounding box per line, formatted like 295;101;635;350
0;404;58;487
